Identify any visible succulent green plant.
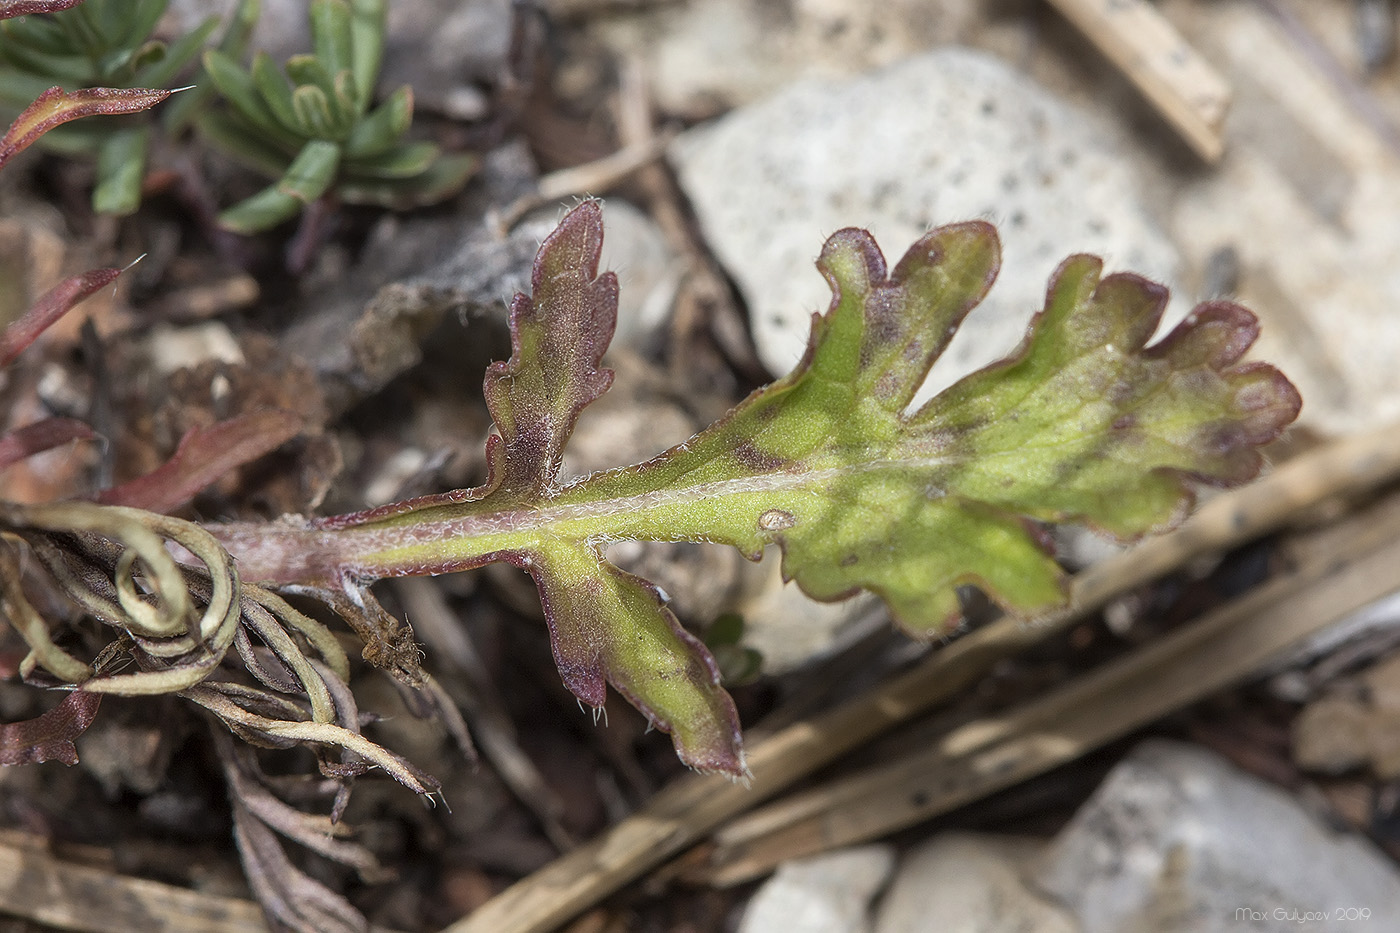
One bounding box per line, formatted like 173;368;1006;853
199;0;478;233
0;0;221;214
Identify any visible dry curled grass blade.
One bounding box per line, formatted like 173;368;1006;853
0;500;245;694
184;683;440;797
0;501;194;640
0;537;95;684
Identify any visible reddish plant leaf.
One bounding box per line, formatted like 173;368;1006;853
0;268;120;366
0;86;171;171
98;410;303;513
0;417;94;470
0;690;101;766
484;199;617;497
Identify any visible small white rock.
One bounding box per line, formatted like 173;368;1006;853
741;845;896;933
143;322;245;376
1031;739;1400;932
731;553;879;675
875;832;1075;933
672;49;1181;403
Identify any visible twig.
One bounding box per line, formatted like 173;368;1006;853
442;423;1400;933
1047;0;1231;161
496;133;674;231
614;58;769;385
0;829;269;932
1252;0;1400;160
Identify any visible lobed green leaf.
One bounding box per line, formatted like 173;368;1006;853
212;204;1300;776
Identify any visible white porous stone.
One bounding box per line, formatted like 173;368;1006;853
671;48;1180;400
874;833;1075;933
730;553;879;675
1031;739;1400;933
740;845;896;933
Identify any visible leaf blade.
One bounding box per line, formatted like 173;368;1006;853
483;200;617;498
0;85;169;170
530;542;745;776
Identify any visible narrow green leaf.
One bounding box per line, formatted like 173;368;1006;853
0;39;94;84
196;110;295;178
161;0;259;134
1;14;75;55
347;0;384;110
0;69;62;110
331;66;358;127
345;139;437;178
217;183;305;233
219;0;261;56
122;39;165;78
342;84;411;158
336;151;477;208
201;49;295;143
309;0;352;82
68;0;106;56
290;83;337;139
285;54;336;99
132;16;218;89
249;51;303;134
274;138;340;202
92;124;149;216
111;0;165;52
